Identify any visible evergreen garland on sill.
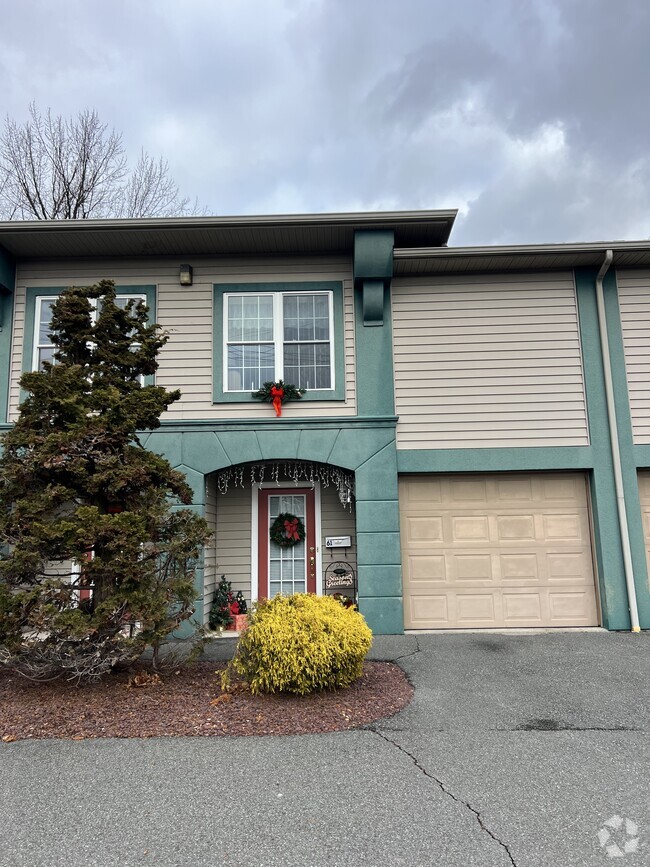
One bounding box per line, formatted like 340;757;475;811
252;380;306;417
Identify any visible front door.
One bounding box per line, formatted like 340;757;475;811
258;488;316;600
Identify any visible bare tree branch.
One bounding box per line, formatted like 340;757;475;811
0;103;202;220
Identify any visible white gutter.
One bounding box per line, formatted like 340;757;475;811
595;250;641;631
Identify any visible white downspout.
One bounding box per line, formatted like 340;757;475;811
594;249;641;631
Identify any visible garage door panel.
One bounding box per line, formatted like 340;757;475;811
548;591;597;621
542;513;584;541
401;472;599;629
496;514;536;540
500;552;539;582
456;592;500;625
452;515;490;541
405;515;443;542
454;553;494;582
408;593;449;626
408;555;446;582
502;592;543;624
547;550;593;582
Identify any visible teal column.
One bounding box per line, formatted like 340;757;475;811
353;230;395;417
575;268;649;629
146;429;208;635
607;270;650;627
352;230;403;632
173;462;206;635
355;437;403;634
0;244;16;423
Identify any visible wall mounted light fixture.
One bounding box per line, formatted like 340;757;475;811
179;264;193;286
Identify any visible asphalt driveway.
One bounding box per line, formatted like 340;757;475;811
1;631;648;866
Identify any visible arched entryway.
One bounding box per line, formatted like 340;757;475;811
203;460;357;624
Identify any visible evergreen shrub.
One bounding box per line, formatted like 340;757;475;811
230;593;372;695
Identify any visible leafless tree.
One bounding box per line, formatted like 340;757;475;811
0;103;201;220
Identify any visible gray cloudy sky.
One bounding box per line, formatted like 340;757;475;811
1;0;649;244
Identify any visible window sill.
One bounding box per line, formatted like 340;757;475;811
214;389;345;404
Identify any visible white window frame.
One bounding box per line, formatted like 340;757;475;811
222;290;335;393
33;296;57;371
32;293;148;377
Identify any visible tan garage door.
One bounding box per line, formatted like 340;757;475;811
400;473;599;629
637;471;650;569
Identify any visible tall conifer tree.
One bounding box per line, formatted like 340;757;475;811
0;281;210;680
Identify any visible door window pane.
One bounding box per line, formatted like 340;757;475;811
267;494;307;596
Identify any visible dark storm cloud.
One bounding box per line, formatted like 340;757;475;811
0;0;648;243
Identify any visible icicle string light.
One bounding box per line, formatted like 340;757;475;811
215;461;354;508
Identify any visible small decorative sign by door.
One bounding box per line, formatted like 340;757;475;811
323;561;357;605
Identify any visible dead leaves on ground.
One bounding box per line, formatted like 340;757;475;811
127;671;163;689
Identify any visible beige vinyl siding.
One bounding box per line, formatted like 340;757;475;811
203;477;218;623
618;269;650;443
213;482;252;612
392;272;589;449
8;284;24;420
320;485;357;581
9;256;356;421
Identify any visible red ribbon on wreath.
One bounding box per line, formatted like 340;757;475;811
284;517;300;541
271;385;284;417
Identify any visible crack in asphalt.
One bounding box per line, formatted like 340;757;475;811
388;635;422;663
370;727;517;867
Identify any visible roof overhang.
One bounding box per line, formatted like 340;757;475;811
394;241;650;276
0;210;457;259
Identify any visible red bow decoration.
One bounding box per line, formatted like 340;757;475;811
284;517;300;541
271;385;284;417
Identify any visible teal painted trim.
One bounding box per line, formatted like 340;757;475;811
354;278;395;417
353;230;394;285
397;446;595;473
143;422;405;636
354;438;403;634
353;230;396;417
21;285;157;402
633;447;650;467
358;596;404;635
153;415;398;433
145;422;397;475
607;270;650;627
0;244;14;293
169;502;206;635
0;247;15;422
212;281;346;404
362;279;385;326
576;267;636;630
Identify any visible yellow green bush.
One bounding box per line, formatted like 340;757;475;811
229;593;372;695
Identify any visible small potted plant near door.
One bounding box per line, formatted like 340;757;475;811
226;590;249;632
209;576;234;632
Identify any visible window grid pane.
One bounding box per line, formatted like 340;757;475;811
225;291;333;392
284;342;331;390
36;299;56;369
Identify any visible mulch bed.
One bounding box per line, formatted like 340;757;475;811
0;661;412;741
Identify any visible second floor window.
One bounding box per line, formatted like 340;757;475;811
33;293;147;371
224;291;333;392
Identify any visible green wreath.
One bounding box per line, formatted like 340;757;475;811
270;512;306;548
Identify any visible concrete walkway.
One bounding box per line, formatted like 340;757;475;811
1;632;648;866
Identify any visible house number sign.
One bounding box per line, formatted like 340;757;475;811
325;536;351;548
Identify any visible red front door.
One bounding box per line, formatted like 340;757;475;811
258;488;316;600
